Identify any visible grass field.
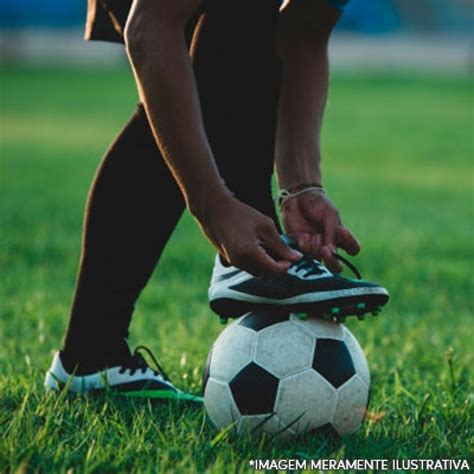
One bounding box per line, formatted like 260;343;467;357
1;65;473;472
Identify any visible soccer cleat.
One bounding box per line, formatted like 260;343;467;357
208;238;389;321
44;346;202;404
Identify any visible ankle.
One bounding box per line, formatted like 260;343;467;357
60;339;131;375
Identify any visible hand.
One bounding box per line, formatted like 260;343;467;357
282;190;360;273
196;194;303;277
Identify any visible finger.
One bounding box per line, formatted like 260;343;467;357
338;226;361;256
322;212;340;252
289;233;312;254
282;208;308;245
310;233;323;260
219;252;231;266
261;225;303;262
322;244;343;274
242;245;292;277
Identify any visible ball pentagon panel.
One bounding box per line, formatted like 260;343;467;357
229;362;279;415
312;338;356;388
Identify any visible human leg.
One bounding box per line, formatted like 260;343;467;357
62;105;185;374
191;0;282;228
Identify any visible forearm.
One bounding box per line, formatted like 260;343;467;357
125;6;231;217
275;2;340;190
275;39;328;189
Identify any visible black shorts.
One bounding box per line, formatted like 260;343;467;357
84;0;348;44
84;0;209;44
85;0;131;43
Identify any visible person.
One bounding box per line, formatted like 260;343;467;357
45;0;388;400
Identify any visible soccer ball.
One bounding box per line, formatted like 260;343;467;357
203;311;370;439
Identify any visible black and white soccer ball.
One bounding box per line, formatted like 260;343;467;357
203;311;370;439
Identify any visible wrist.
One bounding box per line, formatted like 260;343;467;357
276;150;322;190
188;177;234;221
278;173;323;192
277;184;326;210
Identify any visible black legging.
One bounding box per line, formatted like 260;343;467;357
63;0;282;373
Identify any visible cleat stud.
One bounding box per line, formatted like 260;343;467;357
371;309;381;316
357;314;366;321
219;317;228;325
298;313;309;320
356;302;366;310
331;307;341;316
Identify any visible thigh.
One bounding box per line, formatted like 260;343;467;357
190;0;282;220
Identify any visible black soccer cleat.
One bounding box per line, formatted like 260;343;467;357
208;239;389;322
45;345;202;404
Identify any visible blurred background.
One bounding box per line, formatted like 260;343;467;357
0;0;472;72
1;1;473;471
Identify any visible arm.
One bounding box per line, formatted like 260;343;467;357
124;0;301;276
125;0;224;215
275;0;359;272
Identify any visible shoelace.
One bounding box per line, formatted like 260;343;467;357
118;345;171;382
293;252;362;280
281;234;362;280
294;256;326;277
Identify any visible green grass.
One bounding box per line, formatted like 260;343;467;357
1;65;473;473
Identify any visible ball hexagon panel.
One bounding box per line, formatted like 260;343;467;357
229;362;279;415
343;327;370;388
202;345;213;390
290;315;345;340
254;321;316;378
274;370;336;433
210;325;257;383
312;339;356;388
238;311;290;331
204;377;240;430
331;375;369;435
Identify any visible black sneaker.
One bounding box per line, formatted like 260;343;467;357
208;242;389;322
45;346;202;404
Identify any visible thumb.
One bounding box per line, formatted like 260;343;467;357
262;226;303;262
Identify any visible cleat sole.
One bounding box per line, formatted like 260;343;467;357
210;293;388;322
